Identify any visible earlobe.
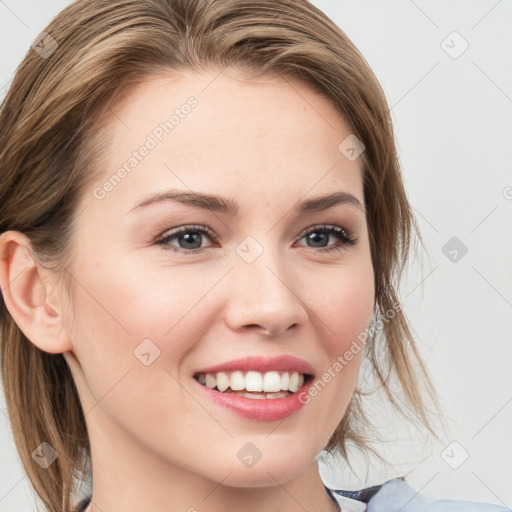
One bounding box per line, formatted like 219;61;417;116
0;230;72;354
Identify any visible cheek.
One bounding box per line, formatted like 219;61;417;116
310;259;375;352
66;255;226;375
65;260;205;435
302;258;374;407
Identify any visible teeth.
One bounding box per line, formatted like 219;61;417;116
263;371;282;392
289;371;300;392
245;371;263;392
230;391;291;399
230;370;245;391
216;372;230;392
196;370;307;394
280;372;289;390
205;374;216;389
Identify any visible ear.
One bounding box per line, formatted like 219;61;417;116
0;230;72;354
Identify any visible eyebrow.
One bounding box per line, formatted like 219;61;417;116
128;189;365;216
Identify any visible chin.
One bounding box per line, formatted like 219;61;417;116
222;466;303;488
206;446;315;488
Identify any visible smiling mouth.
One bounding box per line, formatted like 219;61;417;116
193;370;313;399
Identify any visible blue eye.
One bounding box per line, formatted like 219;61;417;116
154;225;217;253
154;224;357;254
296;224;357;252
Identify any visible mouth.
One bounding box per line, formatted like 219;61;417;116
193;370;314;400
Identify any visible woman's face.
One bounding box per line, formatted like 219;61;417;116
62;69;375;488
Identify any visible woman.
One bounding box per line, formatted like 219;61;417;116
0;1;507;511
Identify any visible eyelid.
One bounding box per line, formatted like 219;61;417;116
296;223;352;241
154;223;358;253
154;224;218;245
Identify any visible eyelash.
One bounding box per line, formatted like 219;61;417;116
154;224;358;254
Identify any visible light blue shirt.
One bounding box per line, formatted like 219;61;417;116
325;476;511;511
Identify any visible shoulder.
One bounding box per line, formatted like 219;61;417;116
327;476;511;512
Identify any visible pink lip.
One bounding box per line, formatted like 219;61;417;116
192;355;315;421
193;376;313;421
194;355;315;376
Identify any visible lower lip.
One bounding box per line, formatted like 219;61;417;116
194;378;313;421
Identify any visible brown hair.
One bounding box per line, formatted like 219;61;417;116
0;0;443;510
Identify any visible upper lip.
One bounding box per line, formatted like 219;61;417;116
194;355;315;376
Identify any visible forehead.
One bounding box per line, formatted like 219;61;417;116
86;68;365;216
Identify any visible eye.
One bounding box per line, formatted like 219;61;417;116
154;225;217;253
154;223;358;254
295;224;358;252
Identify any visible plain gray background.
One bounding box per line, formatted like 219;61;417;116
1;0;511;510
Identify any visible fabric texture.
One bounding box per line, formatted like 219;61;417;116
72;476;510;511
74;497;90;512
325;476;511;512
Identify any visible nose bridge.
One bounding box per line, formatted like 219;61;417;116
225;234;306;335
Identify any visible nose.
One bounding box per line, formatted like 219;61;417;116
223;243;308;338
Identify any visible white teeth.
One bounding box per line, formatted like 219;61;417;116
216;372;230;392
230;370;245;391
289;371;300;392
230;391;291;399
195;370;308;394
245;371;263;392
205;374;216;389
263;371;282;392
244;393;265;399
265;392;290;399
280;372;289;390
